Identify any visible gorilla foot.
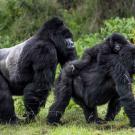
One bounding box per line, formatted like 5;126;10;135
47;113;62;125
88;118;107;124
23;111;37;123
0;116;22;125
47;117;61;125
25;116;36;124
105;116;114;121
47;120;64;126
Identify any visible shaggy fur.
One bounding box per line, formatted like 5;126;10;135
0;17;77;124
47;34;135;127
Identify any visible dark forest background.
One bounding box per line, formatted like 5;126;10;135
0;0;135;42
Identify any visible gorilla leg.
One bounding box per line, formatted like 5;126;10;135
83;106;97;123
47;74;72;124
24;83;49;122
47;93;71;124
0;74;18;124
83;107;105;124
105;95;121;121
74;99;105;124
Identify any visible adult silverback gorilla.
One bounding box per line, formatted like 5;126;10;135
0;17;77;124
47;34;135;127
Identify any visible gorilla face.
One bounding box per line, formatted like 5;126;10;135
106;33;130;53
65;38;74;49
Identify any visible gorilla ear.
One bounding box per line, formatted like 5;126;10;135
43;17;64;30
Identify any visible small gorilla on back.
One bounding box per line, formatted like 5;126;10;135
67;33;129;74
47;33;135;127
0;17;77;124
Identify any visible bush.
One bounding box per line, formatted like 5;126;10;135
99;17;135;41
0;0;61;42
75;17;135;57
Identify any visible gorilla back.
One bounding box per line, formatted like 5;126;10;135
0;17;77;124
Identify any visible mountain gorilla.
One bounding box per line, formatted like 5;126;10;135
0;17;77;124
47;33;135;127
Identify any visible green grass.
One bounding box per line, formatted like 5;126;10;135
1;93;135;135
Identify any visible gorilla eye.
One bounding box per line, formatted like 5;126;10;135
65;38;74;49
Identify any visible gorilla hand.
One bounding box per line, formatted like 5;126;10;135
64;60;82;77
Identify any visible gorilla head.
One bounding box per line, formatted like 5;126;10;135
38;17;77;66
105;33;135;74
105;33;130;53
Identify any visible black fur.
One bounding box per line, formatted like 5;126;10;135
0;17;77;124
47;33;135;127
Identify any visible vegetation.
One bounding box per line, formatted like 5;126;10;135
1;0;135;134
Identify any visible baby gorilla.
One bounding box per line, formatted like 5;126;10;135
47;33;135;127
67;33;129;75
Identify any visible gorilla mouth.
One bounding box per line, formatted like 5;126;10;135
65;38;74;49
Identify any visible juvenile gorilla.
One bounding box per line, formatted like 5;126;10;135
67;33;129;74
0;17;77;124
47;34;135;127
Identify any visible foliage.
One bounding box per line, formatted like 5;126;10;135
75;17;135;58
1;0;135;42
14;97;25;116
0;0;61;42
99;17;135;41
